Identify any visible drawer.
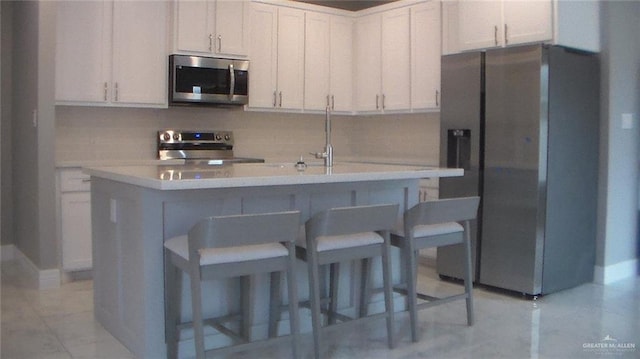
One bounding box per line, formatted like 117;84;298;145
59;168;91;192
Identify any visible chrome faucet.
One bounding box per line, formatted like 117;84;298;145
312;105;334;167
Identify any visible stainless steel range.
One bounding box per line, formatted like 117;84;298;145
157;130;264;165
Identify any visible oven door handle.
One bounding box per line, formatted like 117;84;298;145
228;63;235;101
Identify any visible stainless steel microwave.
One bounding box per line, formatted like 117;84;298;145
169;55;249;106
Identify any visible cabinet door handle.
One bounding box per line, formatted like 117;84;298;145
218;35;222;52
279;91;283;107
326;94;330;107
436;90;440;106
103;82;108;101
114;82;118;102
273;91;277;107
494;25;498;46
331;95;335;110
376;94;379;110
209;34;213;52
382;94;386;110
81;179;92;183
504;24;508;45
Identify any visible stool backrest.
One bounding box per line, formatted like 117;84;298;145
188;211;301;254
405;197;480;228
306;204;399;239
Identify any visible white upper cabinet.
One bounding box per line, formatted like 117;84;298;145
354;13;382;112
276;7;305;110
248;3;304;110
411;1;441;110
446;0;597;54
56;1;167;107
56;1;110;104
304;13;353;112
381;7;411;111
355;7;411;113
458;0;552;51
174;0;249;57
502;0;552;47
112;2;167;106
458;0;504;51
329;16;354;112
304;12;331;111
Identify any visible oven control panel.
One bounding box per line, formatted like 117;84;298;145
158;130;233;145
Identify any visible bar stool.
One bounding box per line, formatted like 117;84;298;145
296;204;399;359
391;196;480;342
163;211;301;359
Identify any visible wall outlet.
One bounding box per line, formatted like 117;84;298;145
621;113;635;130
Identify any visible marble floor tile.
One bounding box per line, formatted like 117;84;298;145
2;259;639;359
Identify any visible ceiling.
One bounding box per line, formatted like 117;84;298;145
293;0;398;11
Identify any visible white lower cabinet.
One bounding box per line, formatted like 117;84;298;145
59;169;92;272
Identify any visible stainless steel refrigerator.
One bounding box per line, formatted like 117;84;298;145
437;44;599;296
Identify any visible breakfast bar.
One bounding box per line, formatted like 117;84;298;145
85;162;462;358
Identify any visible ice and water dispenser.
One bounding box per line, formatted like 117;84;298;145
446;129;471;170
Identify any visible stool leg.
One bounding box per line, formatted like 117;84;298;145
286;244;301;359
240;276;255;340
463;221;475;326
381;231;396;349
328;263;340;325
406;241;419;342
307;249;323;359
359;258;371;318
269;271;282;338
189;268;206;359
164;252;180;359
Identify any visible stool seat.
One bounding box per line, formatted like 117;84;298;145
392;222;463;238
165;235;288;265
297;231;384;251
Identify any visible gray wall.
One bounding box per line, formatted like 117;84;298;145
597;0;640;274
8;1;57;269
1;1;12;247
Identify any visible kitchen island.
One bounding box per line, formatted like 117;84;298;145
85;162;462;358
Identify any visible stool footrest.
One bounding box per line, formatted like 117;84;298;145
204;332;294;358
299;300;357;323
416;293;469;310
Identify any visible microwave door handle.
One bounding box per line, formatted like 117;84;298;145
228;64;235;101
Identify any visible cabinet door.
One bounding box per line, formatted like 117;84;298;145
329;16;353;113
411;1;441;110
381;7;411;111
458;0;502;51
248;3;278;109
354;14;382;112
61;192;92;271
215;0;250;56
175;0;212;54
304;12;331;111
276;7;305;110
503;0;552;46
112;1;167;106
55;1;110;103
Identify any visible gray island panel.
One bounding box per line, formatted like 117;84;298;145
88;163;462;358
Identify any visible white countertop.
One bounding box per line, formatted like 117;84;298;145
84;162;463;190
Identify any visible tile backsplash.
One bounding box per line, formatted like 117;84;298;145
55;106;440;165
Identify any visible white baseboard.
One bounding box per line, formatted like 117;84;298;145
1;244;16;261
594;258;639;285
8;245;61;289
